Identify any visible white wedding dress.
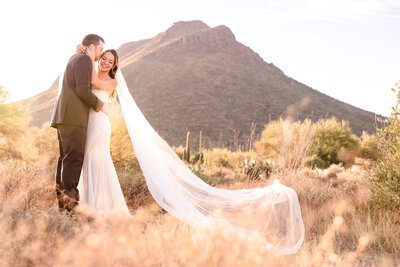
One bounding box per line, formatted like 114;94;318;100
78;88;131;217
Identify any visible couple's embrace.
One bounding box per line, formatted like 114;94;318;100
51;34;129;216
51;34;305;254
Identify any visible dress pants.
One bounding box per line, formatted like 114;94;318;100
55;124;86;211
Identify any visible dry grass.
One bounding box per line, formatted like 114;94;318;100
0;157;399;267
0;116;398;266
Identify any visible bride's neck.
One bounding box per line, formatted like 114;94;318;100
97;69;109;80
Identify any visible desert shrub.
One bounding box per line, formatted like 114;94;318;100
0;87;34;161
191;152;204;164
0;122;25;160
172;145;185;160
0;123;40;162
308;118;360;169
215;157;230;168
277;119;315;170
254;119;283;159
32;122;58;155
202;148;231;168
256;118;364;170
243;158;272;180
359;131;378;160
190;166;221;186
0;86;30;126
255;118;315;170
29;122;58;166
118;169;152;210
304;154;327;169
202;148;255;171
370;81;400;213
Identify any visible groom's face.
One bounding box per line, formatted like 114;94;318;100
93;41;104;61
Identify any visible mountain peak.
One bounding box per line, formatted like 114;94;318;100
162;20;210;40
168;20;210;32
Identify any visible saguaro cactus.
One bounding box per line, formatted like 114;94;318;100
185;131;191;162
199;130;202;153
199;130;204;164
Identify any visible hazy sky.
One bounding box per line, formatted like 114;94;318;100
1;0;399;116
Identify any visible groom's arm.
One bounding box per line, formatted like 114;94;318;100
74;55;103;112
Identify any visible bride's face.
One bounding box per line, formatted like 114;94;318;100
98;52;115;72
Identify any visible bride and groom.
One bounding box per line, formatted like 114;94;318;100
51;34;305;254
51;34;129;216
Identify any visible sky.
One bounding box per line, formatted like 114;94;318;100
0;0;399;116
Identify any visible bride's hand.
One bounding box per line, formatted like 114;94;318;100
76;44;86;53
101;103;110;115
85;45;96;61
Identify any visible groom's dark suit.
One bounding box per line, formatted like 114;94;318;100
50;52;103;211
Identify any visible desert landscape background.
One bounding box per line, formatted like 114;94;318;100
0;21;399;266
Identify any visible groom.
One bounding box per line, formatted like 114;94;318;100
50;34;107;212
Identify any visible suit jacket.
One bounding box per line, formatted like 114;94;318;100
50;53;103;128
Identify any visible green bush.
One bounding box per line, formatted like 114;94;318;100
255;117;362;169
370;81;400;213
0;87;34;161
359;131;378;160
254;119;284;159
0;86;30;126
304;154;327;169
308;118;360;169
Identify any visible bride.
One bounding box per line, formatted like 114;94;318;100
75;45;305;254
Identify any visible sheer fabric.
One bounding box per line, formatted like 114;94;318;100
115;70;305;254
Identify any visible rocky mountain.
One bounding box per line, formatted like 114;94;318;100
19;20;379;150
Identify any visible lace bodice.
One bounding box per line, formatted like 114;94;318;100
92;88;110;103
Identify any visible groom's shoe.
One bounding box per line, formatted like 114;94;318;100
62;194;79;212
61;188;79;212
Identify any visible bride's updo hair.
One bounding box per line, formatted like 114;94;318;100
102;49;119;99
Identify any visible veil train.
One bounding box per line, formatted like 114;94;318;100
115;70;305;255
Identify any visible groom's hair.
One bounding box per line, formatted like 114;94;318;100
82;34;105;46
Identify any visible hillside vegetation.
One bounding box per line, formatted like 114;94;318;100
1;82;399;266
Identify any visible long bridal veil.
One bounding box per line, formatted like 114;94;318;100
115;70;305;255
